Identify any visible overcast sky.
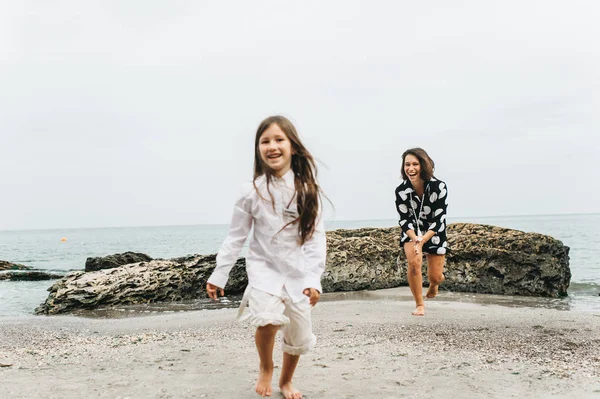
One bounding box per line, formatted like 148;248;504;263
1;1;599;230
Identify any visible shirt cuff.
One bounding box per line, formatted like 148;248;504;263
207;270;229;289
303;274;323;293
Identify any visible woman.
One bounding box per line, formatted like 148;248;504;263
394;148;449;316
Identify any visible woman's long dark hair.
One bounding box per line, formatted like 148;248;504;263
400;147;436;181
254;115;321;245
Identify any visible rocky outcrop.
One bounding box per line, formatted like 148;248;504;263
0;260;31;271
36;255;247;315
437;223;570;297
0;261;62;281
0;270;66;281
326;223;570;297
85;252;153;272
322;228;403;292
35;223;571;315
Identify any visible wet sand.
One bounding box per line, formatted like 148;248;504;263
1;287;599;399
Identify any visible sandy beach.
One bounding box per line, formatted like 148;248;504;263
1;288;599;399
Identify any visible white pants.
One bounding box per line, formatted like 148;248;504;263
239;286;316;355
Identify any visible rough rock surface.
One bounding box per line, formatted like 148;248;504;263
329;223;570;297
438;223;571;297
36;255;247;315
85;252;153;272
0;271;65;281
0;260;63;281
0;261;31;271
322;228;403;292
36;223;571;314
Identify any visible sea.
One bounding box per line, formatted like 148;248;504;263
1;214;599;318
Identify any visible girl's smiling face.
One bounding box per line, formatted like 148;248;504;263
258;123;294;176
404;154;422;184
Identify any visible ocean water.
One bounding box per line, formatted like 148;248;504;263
0;215;598;317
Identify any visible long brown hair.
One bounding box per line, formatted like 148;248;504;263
254;115;321;245
400;147;436;181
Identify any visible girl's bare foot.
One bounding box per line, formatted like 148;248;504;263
412;305;425;316
426;284;439;299
280;382;302;399
255;364;273;397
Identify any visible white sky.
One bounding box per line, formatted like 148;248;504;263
1;0;599;230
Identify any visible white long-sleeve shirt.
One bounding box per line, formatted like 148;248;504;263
207;169;327;303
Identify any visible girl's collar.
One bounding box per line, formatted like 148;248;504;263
273;168;295;186
282;168;294;182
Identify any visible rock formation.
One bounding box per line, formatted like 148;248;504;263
36;223;571;315
85;252;153;272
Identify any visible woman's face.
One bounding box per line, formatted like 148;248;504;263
404;154;422;184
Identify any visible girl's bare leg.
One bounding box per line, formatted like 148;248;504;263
255;324;279;397
425;254;446;299
279;352;302;399
404;242;424;316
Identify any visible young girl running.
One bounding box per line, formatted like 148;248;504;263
206;115;326;399
394;148;449;316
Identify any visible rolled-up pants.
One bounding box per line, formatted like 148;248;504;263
239;286;316;355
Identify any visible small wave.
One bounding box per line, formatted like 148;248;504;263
568;282;600;296
45;268;81;273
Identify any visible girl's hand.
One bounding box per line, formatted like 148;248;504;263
303;288;321;306
206;282;224;300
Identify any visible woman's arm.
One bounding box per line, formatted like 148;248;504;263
395;185;418;241
426;181;448;240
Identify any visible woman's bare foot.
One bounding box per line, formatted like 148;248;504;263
280;381;302;399
426;284;439;299
255;364;274;397
411;305;425;316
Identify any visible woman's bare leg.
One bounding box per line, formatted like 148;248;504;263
425;254;445;299
404;242;424;316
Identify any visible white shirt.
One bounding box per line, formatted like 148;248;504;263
207;169;327;303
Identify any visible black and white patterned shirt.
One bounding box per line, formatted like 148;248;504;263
394;178;450;255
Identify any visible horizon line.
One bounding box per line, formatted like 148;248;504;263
0;212;598;233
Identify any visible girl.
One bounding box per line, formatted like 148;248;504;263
206;115;326;399
394;148;449;316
